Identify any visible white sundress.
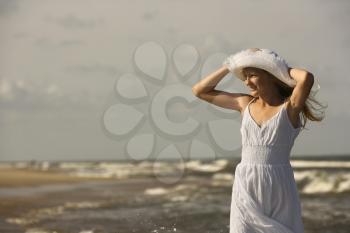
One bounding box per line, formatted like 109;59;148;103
230;96;304;233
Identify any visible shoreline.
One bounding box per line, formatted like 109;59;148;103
0;167;111;188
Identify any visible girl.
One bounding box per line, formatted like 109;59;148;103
192;48;325;233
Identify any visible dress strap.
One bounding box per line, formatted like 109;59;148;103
248;96;257;106
241;96;257;117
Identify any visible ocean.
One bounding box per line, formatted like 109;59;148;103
0;156;349;233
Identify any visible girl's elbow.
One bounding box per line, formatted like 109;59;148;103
299;72;314;85
192;86;201;96
305;73;314;85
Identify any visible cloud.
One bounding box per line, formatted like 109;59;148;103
58;39;84;47
46;14;103;29
33;37;84;48
65;63;119;75
0;78;98;111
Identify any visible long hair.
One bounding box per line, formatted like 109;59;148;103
244;67;327;129
269;72;326;129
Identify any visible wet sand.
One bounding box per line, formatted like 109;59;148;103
0;168;110;188
0;167;230;233
0;167;349;233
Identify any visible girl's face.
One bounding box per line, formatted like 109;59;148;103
242;67;273;96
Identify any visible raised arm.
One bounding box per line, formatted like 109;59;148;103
191;65;250;113
286;67;314;127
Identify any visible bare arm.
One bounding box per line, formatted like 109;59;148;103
286;67;314;126
191;65;250;113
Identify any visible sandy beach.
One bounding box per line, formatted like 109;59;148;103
0;168;108;188
0;167;232;233
0;161;349;233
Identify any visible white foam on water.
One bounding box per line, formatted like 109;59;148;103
337;178;350;192
291;160;350;168
211;173;234;186
174;184;198;191
25;228;51;233
68;162;156;179
294;170;350;194
64;201;102;209
144;183;201;204
2;160;349;195
144;187;169;195
170;195;188;202
212;173;234;181
185;159;229;172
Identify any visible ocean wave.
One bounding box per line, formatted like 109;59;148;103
294;170;350;194
25;228;52;233
291;160;350;168
2;160;350;194
144;183;199;203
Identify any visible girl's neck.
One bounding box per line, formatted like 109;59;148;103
254;95;286;107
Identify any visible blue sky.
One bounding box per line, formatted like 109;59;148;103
0;0;349;161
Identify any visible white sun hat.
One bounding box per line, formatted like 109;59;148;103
223;48;297;87
223;48;321;97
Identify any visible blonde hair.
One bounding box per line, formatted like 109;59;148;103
243;67;327;129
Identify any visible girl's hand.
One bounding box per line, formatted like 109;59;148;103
222;55;235;73
288;67;313;83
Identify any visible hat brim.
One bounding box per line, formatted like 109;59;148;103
231;55;296;88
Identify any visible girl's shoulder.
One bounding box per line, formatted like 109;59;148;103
239;95;256;116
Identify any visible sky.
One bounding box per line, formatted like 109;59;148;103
0;0;349;161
